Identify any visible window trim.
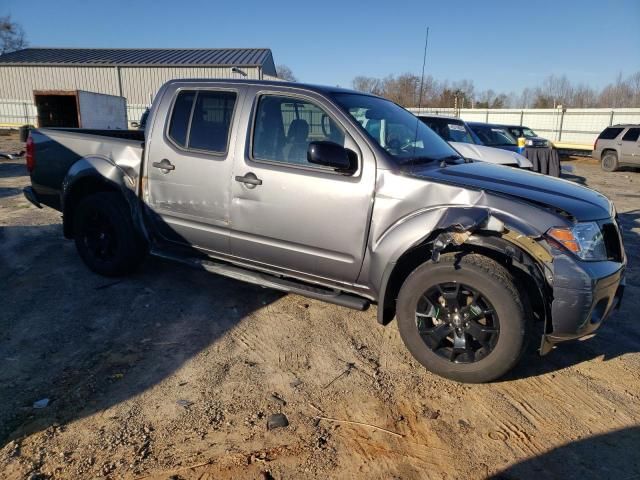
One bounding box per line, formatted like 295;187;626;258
165;87;239;157
248;91;357;175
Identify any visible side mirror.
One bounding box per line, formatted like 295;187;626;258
130;122;140;129
307;141;355;172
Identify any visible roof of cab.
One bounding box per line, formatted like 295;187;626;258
163;78;374;97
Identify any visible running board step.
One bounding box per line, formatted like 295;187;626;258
151;249;370;311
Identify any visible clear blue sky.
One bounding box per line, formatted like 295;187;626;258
3;0;639;93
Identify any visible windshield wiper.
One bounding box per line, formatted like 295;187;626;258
400;154;463;167
400;156;438;166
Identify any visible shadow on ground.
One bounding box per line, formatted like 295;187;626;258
491;427;640;479
0;160;26;179
0;223;283;446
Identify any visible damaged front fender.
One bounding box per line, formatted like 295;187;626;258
372;206;537;326
429;207;505;262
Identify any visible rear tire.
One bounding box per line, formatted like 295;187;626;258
601;151;619;172
396;252;528;383
73;192;147;277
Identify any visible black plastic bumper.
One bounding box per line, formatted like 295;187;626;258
543;254;625;349
23;186;43;209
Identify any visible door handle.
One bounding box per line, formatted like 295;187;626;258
235;172;262;188
152;159;175;172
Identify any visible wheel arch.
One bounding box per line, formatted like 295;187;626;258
601;147;618;157
375;213;551;328
62;157;146;240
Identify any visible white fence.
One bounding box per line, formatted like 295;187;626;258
409;107;640;149
0;100;38;127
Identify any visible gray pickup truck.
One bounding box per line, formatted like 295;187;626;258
24;79;626;383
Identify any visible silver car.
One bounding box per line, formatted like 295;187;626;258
593;124;640;171
417;115;533;168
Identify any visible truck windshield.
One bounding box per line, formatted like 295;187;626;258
418;117;476;144
331;93;463;165
472;125;518;147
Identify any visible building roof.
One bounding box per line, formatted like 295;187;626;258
0;48;277;74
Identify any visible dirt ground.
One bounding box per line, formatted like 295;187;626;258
1;130;639;480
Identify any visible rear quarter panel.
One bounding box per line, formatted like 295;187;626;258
30;129;143;209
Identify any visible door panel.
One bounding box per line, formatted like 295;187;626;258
145;85;243;254
621;128;640;164
229;92;375;283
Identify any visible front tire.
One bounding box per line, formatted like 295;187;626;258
73;192;147;277
396;252;527;383
601;151;619;172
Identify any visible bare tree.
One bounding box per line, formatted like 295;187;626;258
383;73;422;107
276;64;297;82
536;75;574;107
0;16;27;55
571;84;597;108
349;70;640;109
475;89;497;108
598;72;635;108
352;76;384;95
628;71;640;107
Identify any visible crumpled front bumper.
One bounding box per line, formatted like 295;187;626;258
541;253;625;353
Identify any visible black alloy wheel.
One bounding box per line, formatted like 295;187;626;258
415;282;500;364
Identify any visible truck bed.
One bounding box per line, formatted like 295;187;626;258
28;128;144;210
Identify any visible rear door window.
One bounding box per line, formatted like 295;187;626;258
188;91;237;152
622;128;640;142
167;89;237;153
598;127;624;140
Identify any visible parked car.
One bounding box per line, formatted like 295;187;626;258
467;122;522;153
23;79;626;383
592;124;640;171
495;124;552;148
417;115;533;169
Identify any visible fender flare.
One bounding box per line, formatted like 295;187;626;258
61;156;147;240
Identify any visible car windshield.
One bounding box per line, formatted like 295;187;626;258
522;128;537;137
472;126;518;147
331;93;463;165
419;117;476;144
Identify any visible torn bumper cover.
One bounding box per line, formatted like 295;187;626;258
541;254;625;353
428;207;626;355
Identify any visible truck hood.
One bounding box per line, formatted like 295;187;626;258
408;161;612;222
450;142;533;168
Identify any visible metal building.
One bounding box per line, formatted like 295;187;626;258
0;47;279;126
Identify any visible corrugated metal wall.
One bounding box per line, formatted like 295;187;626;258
118;66;262;104
0;65;263;104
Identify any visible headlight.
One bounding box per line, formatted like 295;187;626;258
525;139;534;146
547;222;607;260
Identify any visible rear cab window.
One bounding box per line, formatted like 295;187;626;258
167;89;237;153
598;127;624;140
